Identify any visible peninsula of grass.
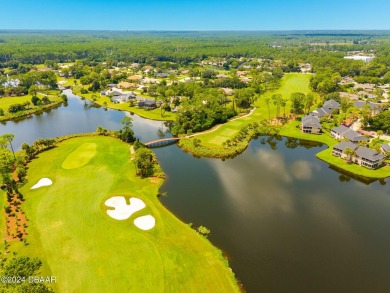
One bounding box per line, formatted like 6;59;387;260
280;121;390;179
179;73;312;157
72;87;176;121
10;136;239;292
0;93;63;122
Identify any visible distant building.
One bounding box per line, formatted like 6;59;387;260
301;115;321;134
344;55;374;62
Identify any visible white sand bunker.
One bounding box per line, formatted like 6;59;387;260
134;215;156;230
105;196;146;220
31;178;52;189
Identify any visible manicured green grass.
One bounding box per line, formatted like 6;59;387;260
280;121;390;179
182;73;312;149
12;136;238;292
74;87;176;121
61;142;97;169
0;93;63;121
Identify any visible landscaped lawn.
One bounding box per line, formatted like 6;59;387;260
186;73;312;148
0;93;63;121
12;136;238;292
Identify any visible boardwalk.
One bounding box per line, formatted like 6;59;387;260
144;137;181;148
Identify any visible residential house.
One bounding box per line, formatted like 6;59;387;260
221;88;234;96
156;73;169;78
354;101;381;116
127;75;142;82
355;147;385;169
380;143;390;155
301;115;321;134
117;81;136;89
323;99;340;111
310;107;333;119
137;99;157;109
331;125;367;143
332;141;358;158
332;142;385;169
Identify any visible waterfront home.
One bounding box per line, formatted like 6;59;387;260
332;142;385;169
331;125;366;143
332;141;358;158
355;147;385;169
137;99;157;109
301;115;321;134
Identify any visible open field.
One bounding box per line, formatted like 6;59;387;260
10;136;238;292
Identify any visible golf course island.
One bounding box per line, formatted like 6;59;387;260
6;136;239;292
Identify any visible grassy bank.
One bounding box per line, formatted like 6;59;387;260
9;136;239;292
0;93;63;122
280;121;390;179
72;87;176;121
179;73;312;157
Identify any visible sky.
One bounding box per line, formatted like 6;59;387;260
0;0;389;31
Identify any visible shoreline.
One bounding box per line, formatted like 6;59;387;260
4;134;240;292
0;100;63;123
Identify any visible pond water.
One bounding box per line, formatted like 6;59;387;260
0;89;170;148
1;91;390;292
155;137;390;293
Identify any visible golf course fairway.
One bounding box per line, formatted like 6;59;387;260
15;136;239;292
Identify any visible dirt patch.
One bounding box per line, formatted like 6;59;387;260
3;193;28;244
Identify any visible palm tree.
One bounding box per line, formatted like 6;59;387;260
377;130;384;140
265;97;271;121
280;98;287;117
344;147;356;163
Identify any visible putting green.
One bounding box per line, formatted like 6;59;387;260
14;136;238;292
61;143;97;169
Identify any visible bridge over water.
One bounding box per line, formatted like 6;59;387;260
144;137;181;148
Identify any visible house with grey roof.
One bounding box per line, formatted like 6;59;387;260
332;142;385;169
301;115;321;134
380;143;390;155
331;125;367;143
323;99;340;111
137;99;157;109
355;146;385;169
354;101;381;116
332;141;358;158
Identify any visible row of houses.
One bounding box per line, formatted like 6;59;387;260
300;99;388;169
100;88;157;109
301;99;340;133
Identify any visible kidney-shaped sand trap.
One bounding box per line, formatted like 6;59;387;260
134;215;156;230
62;143;97;169
31;178;52;189
105;196;146;220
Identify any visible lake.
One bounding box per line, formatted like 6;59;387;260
1;92;390;292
